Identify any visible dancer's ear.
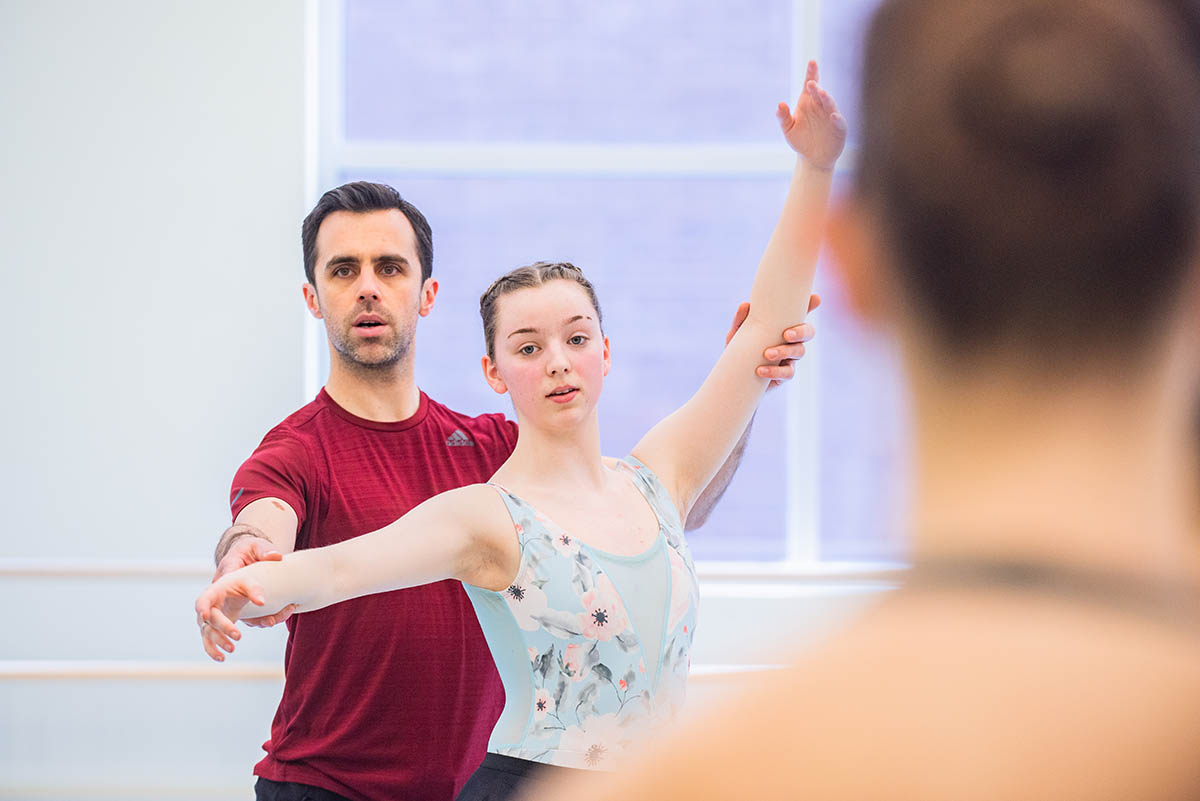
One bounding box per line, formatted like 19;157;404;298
826;198;886;326
418;278;439;317
482;355;508;394
302;283;323;319
602;335;611;377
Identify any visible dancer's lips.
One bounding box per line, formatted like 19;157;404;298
546;385;579;403
352;313;388;336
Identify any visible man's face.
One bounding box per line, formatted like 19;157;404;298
304;209;437;371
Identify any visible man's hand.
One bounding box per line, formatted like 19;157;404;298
204;526;296;659
213;528;281;581
726;293;821;387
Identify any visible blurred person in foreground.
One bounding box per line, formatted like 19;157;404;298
540;0;1200;798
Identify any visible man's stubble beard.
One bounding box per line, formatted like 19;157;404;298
326;305;417;375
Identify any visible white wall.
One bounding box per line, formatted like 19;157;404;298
0;1;308;561
0;2;307;798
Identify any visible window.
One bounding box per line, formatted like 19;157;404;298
314;0;906;564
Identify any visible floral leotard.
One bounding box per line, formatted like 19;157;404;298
462;456;700;771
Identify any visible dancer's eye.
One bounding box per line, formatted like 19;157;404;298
568;335;587;346
519;344;538;355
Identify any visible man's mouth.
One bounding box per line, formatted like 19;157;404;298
353;313;388;331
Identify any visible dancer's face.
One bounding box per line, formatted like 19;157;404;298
303;209;437;371
483;280;610;428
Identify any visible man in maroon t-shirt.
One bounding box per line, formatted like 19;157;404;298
199;182;816;801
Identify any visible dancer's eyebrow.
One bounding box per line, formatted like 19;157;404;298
324;254;411;270
507;315;592;339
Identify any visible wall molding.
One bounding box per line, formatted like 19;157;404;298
0;557;907;583
0;659;779;682
0;660;283;680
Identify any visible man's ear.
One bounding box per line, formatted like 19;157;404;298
826;198;887;326
302;283;323;319
482;354;507;395
419;278;439;317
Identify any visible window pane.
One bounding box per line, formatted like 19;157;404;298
819;0;884;145
340;170;791;560
344;0;791;143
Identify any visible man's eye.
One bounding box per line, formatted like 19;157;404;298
381;264;400;275
333;267;352;277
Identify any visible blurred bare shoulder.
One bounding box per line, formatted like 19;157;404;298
533;593;1200;801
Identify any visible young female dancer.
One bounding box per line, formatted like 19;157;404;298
195;61;845;798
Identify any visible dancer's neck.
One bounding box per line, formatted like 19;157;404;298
502;409;608;493
323;348;420;423
907;368;1200;583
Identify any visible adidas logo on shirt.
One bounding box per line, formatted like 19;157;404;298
446;428;475;447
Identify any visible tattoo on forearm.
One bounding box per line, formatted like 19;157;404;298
214;524;268;566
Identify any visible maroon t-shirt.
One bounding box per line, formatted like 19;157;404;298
230;389;517;801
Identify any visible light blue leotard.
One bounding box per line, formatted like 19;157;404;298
463;457;700;770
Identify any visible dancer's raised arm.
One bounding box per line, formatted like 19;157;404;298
631;61;845;519
194;484;511;658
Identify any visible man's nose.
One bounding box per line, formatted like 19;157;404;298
356;272;381;301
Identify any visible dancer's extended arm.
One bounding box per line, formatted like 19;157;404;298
194;484;510;659
683;295;821;529
631;61;845;520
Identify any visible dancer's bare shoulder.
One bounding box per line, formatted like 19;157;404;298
740;594;1200;799
547;593;1200;801
445;482;523;592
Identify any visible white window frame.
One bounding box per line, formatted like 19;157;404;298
305;0;892;576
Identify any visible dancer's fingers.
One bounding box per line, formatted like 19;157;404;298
199;622;228;661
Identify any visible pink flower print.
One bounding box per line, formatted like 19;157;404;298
618;678;627;691
533;687;555;720
514;523;525;536
577;574;630;642
638;658;646;674
666;546;695;633
504;570;548;631
562;642;586;681
528;647;539;663
558;713;627;769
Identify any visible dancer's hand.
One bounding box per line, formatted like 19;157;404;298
726;294;821;387
777;60;847;170
195;573;268;662
212;532;296;630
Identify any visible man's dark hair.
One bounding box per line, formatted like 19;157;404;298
301;181;434;285
858;0;1200;368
